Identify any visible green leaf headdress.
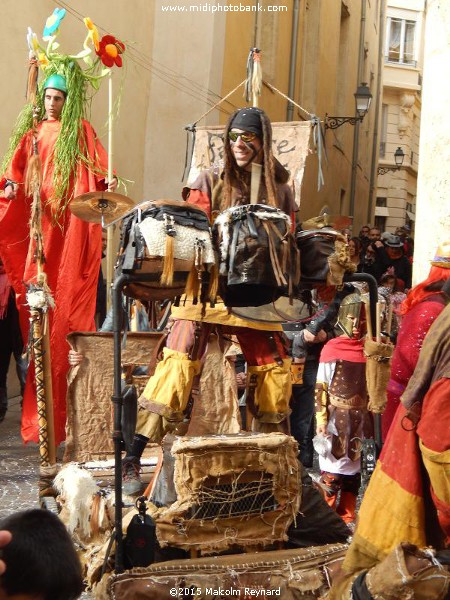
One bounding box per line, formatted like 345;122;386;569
1;12;124;219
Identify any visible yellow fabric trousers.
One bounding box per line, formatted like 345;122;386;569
136;348;291;441
138;347;201;420
247;359;292;423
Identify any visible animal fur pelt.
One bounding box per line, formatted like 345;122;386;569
53;463;110;540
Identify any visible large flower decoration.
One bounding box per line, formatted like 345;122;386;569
96;34;125;68
26;27;39;55
43;8;66;38
27;27;49;67
83;17;100;52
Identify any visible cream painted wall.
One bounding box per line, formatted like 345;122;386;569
413;0;450;284
0;1;154;203
143;0;226;201
220;0;296;121
299;0;382;232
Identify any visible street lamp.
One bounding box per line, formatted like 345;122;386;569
377;147;405;175
325;83;372;129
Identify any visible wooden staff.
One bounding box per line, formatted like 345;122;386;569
365;297;373;340
106;71;116;312
386;302;393;337
27;97;57;470
375;301;382;343
30;308;51;467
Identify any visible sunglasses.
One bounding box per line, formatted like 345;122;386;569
228;131;257;143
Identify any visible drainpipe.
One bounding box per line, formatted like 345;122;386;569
287;0;301;121
349;0;367;219
367;0;386;223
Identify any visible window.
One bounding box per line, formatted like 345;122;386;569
385;17;416;66
374;215;386;231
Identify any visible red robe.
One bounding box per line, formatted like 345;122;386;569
381;296;446;440
0;119;109;444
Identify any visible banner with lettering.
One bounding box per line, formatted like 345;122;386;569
185;121;313;208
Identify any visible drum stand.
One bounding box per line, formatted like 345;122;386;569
112;272;163;573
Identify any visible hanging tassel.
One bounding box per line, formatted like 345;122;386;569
24;153;42;197
207;263;219;304
185;263;201;300
245;48;262;105
26;57;39;105
251;49;262;99
160;215;176;286
160;235;174;286
244;49;254;102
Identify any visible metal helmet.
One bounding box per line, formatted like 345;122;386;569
336;292;365;338
43;74;68;94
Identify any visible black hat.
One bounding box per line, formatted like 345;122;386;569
229;107;265;138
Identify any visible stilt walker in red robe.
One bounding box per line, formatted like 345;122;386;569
0;12;122;446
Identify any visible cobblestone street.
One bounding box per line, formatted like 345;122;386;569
0;396;38;518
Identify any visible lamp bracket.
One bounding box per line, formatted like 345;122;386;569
325;115;363;129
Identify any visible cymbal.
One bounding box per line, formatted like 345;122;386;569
301;213;353;231
230;296;312;323
70;191;135;225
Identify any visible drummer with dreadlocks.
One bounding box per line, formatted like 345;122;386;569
0;61;117;446
122;107;298;495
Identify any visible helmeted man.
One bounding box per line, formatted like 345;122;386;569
0;70;117;445
122;107;297;494
314;292;373;524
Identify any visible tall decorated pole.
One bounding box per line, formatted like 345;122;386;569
106;72;115;310
94;32;126;310
0;13;125;496
25;31;57;490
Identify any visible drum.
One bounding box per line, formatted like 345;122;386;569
155;433;301;553
296;227;355;286
212;204;299;307
117;199;215;301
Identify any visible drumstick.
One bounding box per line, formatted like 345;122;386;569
376;301;382;343
106;72;115;311
386;302;393;337
250;162;262;204
365;299;373;340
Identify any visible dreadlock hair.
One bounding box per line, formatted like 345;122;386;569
221;108;281;211
1;57;105;221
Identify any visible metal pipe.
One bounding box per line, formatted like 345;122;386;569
349;0;367;218
367;0;386;223
113;274;126;573
287;0;301;121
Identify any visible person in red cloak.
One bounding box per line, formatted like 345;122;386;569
381;242;450;441
0;73;117;445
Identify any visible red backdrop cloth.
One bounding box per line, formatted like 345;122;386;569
0;119;109;444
